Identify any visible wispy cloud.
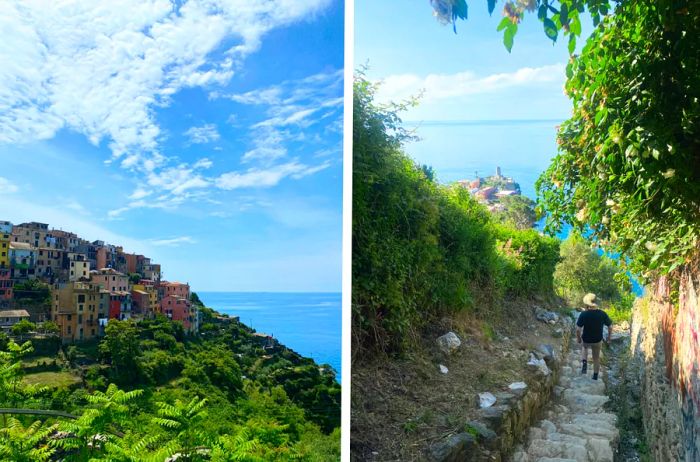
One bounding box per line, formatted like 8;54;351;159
0;0;333;217
184;124;220;144
376;64;566;104
0;177;18;194
148;236;197;247
215;161;331;190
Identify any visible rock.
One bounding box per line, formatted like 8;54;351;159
429;432;476;462
539;419;557;435
537;343;555;361
479;392;497;408
479;405;509;428
535;307;559;324
439;364;449;374
527;353;551;376
552;328;564;338
436;332;461;354
509;381;527;391
526;439;588;460
586;437;614;462
465;420;497;447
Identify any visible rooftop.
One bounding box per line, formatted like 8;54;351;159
0;310;30;318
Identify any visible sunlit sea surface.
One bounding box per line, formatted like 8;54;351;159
199;292;342;381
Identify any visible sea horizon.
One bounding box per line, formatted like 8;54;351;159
199;291;342;382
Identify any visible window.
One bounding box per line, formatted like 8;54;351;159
78;294;85;303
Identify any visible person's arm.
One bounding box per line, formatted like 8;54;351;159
605;313;612;343
576;314;584;343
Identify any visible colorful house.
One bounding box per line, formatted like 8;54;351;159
66;253;90;281
90;268;129;292
0;269;13;305
52;281;105;342
9;242;36;279
0;309;30;330
158;281;190;300
160;295;197;332
0;234;9;270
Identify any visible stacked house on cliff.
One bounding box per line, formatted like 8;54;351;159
0;219;200;341
456;166;522;212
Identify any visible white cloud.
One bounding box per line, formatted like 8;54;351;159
376;64;566;104
0;177;18;194
148;236;196;247
0;197;152;255
0;0;332;171
215;161;330;190
184;124;220;144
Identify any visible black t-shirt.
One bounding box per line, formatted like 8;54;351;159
576;309;612;343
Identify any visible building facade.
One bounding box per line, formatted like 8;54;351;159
52;281;104;342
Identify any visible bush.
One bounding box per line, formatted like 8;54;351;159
352;73;561;354
554;233;630;307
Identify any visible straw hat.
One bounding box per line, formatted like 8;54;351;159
582;293;598;307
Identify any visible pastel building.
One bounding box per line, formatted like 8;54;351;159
35;247;65;281
0;269;12;305
109;292;132;320
0;227;10;269
160;295;197;332
9;242;36;279
90;268;129;292
52;281;105;342
159;281;190;300
0;309;30;329
12;222;57;249
132;280;158;316
52;230;80;253
66;253;90;281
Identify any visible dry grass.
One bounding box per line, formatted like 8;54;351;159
351;297;567;461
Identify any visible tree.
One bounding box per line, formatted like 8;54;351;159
536;0;700;279
436;1;700;279
99;320;142;384
494;195;540;229
554;233;629;305
38;321;59;336
11;320;35;338
0;418;57;462
432;0;613;53
128;273;142;285
153;397;211;461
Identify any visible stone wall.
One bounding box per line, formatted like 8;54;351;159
429;322;572;462
630;268;700;461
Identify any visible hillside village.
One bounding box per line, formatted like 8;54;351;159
456;166;522;212
0;220;199;343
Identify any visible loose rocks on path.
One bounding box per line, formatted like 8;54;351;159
511;337;619;462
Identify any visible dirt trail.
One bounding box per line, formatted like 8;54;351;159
510;325;620;462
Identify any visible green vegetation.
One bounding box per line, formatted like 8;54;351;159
554;233;629;305
23;371;80;389
11;320;35;337
493;195;540;230
353;73;559;354
0;310;340;460
535;0;700;280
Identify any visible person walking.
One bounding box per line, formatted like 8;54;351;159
576;293;612;380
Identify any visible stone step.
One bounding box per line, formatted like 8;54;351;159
525;439;588;461
561;389;609;411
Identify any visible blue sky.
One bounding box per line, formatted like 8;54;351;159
354;1;594;197
0;0;343;292
355;1;592;121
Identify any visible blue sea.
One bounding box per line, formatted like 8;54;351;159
404;120;644;295
199;292;342;381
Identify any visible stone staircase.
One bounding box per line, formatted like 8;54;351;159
510;338;620;462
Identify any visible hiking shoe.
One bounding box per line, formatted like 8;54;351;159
581;360;587;374
592;372;598;380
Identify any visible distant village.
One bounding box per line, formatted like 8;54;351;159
0;220;199;343
455;166;522;213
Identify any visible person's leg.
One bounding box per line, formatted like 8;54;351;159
591;342;601;379
581;344;589;373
